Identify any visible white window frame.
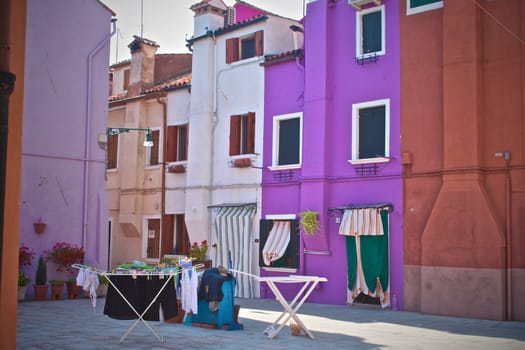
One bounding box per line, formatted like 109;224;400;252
270;112;303;170
350;98;390;164
355;4;385;58
261;214;298;273
406;0;443;16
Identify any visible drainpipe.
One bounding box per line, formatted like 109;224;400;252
504;151;512;320
156;92;167;257
82;18;117;252
496;150;512;320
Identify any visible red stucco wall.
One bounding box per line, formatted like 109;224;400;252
401;0;525;320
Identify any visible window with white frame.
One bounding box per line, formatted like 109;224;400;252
167;124;188;162
226;31;264;64
259;216;299;271
356;5;385;58
406;0;442;15
272;112;302;168
146;129;160;166
230;113;255;156
351;99;390;163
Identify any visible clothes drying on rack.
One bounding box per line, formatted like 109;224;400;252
103;274;178;321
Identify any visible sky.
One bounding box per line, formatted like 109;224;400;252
102;0;305;64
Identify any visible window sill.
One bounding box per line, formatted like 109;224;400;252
348;157;390;165
262;267;298;273
268;164;301;171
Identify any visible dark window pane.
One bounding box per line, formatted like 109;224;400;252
149;130;160;166
241;37;255;59
178;125;188;161
359;105;385;159
240;115;249;154
278;118;300;165
410;0;441;7
363;11;381;54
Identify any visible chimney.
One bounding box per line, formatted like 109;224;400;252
190;0;228;37
127;36;159;97
290;25;304;52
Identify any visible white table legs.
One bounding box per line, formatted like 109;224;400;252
263;279;322;339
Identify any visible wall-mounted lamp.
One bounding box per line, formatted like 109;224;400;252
107;127;154;147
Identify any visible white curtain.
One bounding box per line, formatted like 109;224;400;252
214;205;256;298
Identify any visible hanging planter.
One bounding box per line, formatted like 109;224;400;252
300;210;320;236
34;220;46;234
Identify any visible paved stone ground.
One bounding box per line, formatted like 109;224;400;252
16;297;525;349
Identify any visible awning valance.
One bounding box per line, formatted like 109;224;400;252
338;208;385;236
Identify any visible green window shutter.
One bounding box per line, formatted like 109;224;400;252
410;0;441;8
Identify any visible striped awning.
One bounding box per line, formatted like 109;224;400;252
262;221;291;266
214;204;256;298
338;208;384;236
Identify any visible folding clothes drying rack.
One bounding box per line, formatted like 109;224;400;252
231;270;327;339
72;263;203;344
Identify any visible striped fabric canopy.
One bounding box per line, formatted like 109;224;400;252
214;205;256;298
338;208;384;236
262;221;291;266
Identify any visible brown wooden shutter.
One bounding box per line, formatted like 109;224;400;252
161;214;175;257
150;130;160;166
107;135;118;169
255;30;264;57
230;115;241;155
247;112;255;154
166;126;178;162
123;69;130;90
226;37;239;63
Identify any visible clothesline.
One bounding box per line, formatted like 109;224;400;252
71;263;205;276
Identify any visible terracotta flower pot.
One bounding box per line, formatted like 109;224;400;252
50;281;65;300
33;284;48;301
67;281;82;299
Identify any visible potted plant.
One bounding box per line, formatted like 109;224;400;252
18;272;30;301
300;210;320;235
19;244;35;268
49;279;65;300
18;245;35;301
34;255;48;301
46;241;85;273
33;217;46;234
189;240;210;268
96;274;109;297
66;277;83;299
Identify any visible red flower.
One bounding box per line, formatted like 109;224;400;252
189;240;209;261
45;242;85;273
19;245;36;267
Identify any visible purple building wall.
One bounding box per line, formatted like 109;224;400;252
262;0;402;308
234;2;266;22
20;0;113;297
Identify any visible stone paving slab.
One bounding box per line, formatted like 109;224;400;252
16;297;525;349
